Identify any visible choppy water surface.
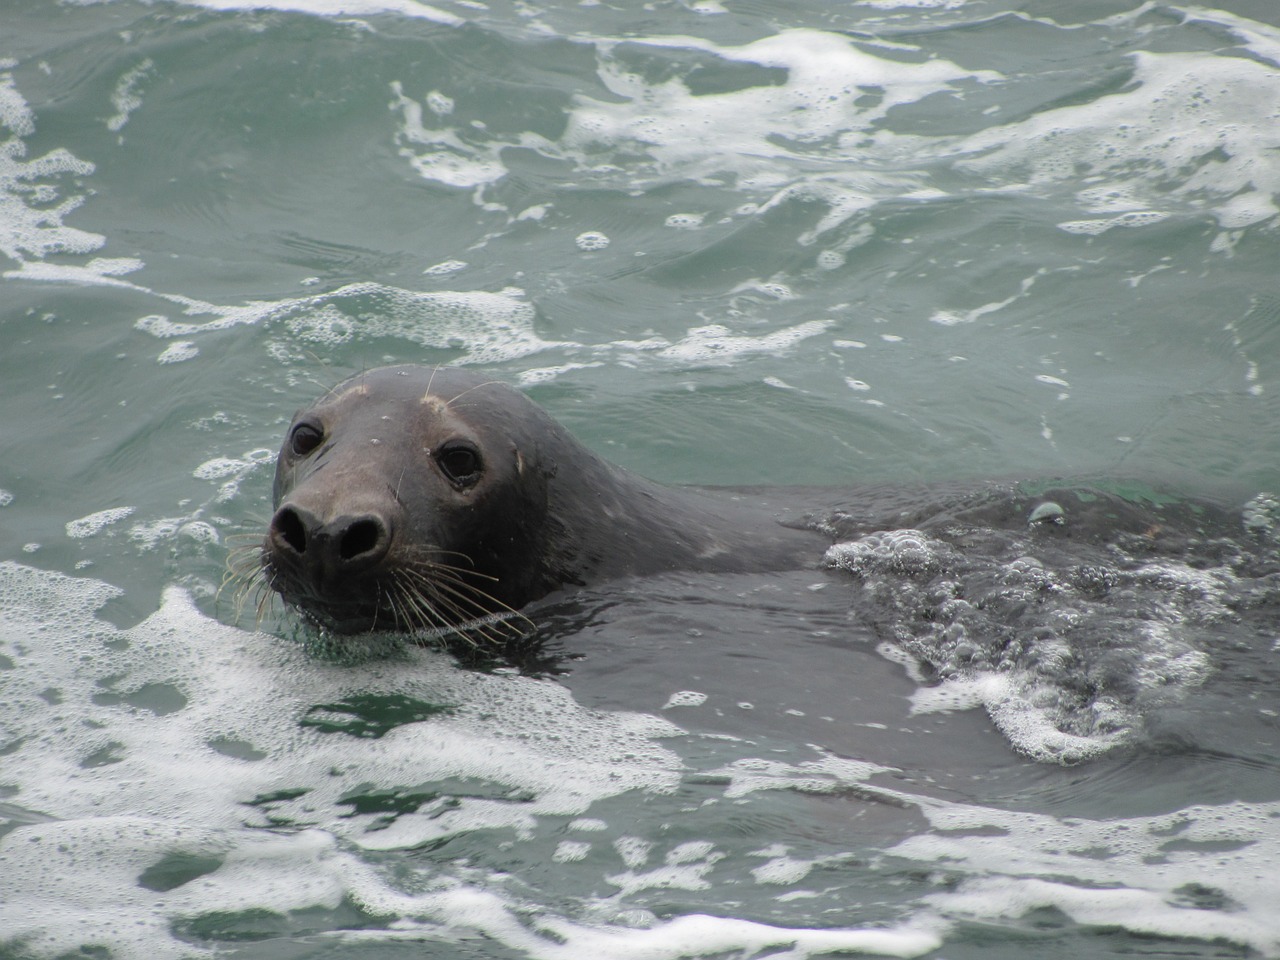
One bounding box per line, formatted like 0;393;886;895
3;0;1280;957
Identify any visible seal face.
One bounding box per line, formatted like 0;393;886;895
261;365;822;634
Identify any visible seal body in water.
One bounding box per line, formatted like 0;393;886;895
263;365;825;634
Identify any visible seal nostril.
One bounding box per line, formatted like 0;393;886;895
340;518;382;561
276;507;308;554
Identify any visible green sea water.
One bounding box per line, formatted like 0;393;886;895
3;1;1280;957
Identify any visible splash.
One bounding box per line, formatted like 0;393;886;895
822;488;1261;764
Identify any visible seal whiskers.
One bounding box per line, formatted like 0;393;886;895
223;535;280;630
392;558;535;642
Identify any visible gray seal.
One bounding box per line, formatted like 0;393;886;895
261;365;823;634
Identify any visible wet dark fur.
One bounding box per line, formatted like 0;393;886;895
250;365;824;635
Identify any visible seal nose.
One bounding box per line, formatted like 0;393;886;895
269;503;392;580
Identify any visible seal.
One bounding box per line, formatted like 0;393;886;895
260;365;825;635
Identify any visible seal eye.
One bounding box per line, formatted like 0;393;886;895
436;442;482;487
290;422;324;457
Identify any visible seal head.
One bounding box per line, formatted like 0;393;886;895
263;365;821;634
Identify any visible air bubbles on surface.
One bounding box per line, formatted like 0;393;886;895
156;341;198;364
664;213;704;230
423;258;467;276
1058;210;1170;235
657;319;831;366
1028;501;1065;528
285;304;354;345
1242;492;1280;540
826;529;948;578
662;690;708;709
575;230;610;251
65;507;135;539
424;90;454;116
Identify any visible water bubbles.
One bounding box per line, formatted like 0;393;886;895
1028;501;1065;528
826;529;946;577
1242;492;1280;539
156;340;198;364
425;90;454;116
1058;210;1170;235
656;319;831;366
662;690;708;709
422;258;467;276
65;507;136;539
285;304;354;345
190;458;238;481
663;213;704;230
575;230;610;251
554;840;592;863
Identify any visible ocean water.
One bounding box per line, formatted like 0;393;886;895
3;0;1280;957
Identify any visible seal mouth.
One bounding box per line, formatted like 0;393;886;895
260;543;534;642
263;566;388;634
297;601;393;635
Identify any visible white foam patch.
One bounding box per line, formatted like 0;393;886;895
750;847;852;886
825;530;948;577
12;234;822;381
158;0;461;24
664;212;704;230
911;672;1130;765
832;526;1232;765
106;59;154;133
6;256;146;286
553;840;592;863
574;230;610;250
283;301;353;343
0;68;104;264
1057;210;1170;235
956;49;1280;237
0;562;680;954
126;281;565;365
0;562;942;959
656;319;832;365
382;13;1280;251
388;27;993;237
707;755;890;801
65;506;136;539
341;909;944;959
390;81;553;188
558;30;994;237
662;690;708;709
929;268;1048;325
606;840;722;897
890;796;1280;955
423;257;467;276
516;361;604;385
0;63;36;136
567;29;995;176
156;340;198;363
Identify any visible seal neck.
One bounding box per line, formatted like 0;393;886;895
541;441;823;585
